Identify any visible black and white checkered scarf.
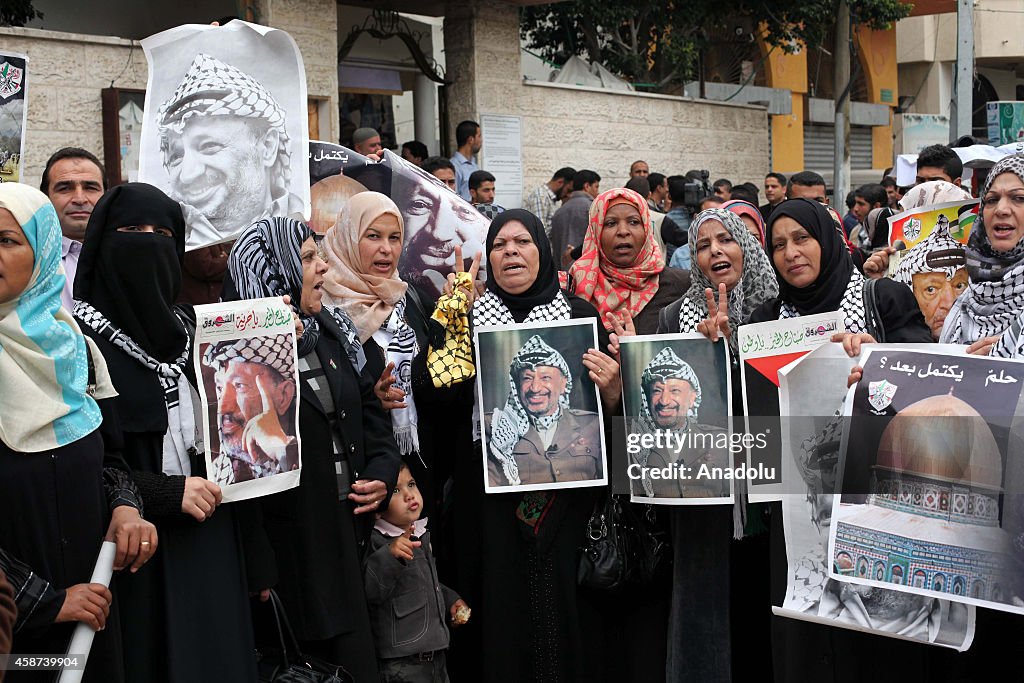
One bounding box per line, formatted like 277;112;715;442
942;154;1024;347
778;271;869;334
75;300;196;476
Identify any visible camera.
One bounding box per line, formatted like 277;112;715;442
682;170;711;212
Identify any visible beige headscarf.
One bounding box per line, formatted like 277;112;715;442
321;191;408;342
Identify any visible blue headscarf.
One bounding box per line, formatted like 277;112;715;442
0;183;105;452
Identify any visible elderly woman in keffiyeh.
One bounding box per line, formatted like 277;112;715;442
157;53;304;246
569;187;690;334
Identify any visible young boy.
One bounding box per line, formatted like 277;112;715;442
365;463;469;682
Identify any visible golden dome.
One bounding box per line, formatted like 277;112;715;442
876;392;1003;490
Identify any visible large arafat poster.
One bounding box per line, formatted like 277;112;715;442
138;21;310;250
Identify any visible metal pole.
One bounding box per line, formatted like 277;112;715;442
952;0;974;141
833;0;851;206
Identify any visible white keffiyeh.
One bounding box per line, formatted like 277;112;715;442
373;297;421;456
488;334;573;486
779;271;869;334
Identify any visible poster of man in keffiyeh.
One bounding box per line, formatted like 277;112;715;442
0;52;27;183
138;21;310;250
475;319;606;493
193;297;301;502
619;334;734;505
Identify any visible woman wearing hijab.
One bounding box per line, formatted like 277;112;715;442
939;155;1024;356
751;198;930;682
720;198;767;246
231;216;401;682
448;208;620;682
0;183;156;682
656;208;779;682
72;183;257;682
750;198;931;342
569;187;689;334
321;191;452;517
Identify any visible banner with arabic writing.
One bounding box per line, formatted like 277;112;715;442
829;346;1024;616
737;311;845;502
0;52;27;183
193;297;301;502
775;344;975;651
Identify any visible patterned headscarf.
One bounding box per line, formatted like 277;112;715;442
158;54;291;198
570;187;664;330
941;154;1024;346
721;199;766;245
677;209;779;355
227;217;362;369
489;335;572;486
321;191;408;342
0;184;107;452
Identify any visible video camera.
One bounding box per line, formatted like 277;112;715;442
681;170;711;212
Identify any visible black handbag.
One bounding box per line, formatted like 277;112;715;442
256;591;354;683
578;493;668;591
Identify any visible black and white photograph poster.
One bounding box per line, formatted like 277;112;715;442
619;334;734;505
775;344;974;650
138;21;310;250
475;319;607;493
737;310;845;502
381;149;488;300
193;297;301;503
0;52;27;183
829;346;1024;616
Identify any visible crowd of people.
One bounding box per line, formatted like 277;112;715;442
0;132;1023;683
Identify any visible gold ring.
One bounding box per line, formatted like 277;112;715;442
596;367;603;375
141;541;151;546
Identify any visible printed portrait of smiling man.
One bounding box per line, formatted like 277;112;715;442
390;157;487;299
157;53;304;248
204;334;298;486
486;335;602;487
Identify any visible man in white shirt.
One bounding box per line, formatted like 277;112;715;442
40;148;106;311
523;166;575;235
450;120;481;201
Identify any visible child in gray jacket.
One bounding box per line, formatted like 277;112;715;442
365;463;470;683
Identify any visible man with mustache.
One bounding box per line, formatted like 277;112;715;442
892;214;969;341
487;335;601;487
390;155;487;299
631;347;728;498
158;53;304;249
204;334;298;486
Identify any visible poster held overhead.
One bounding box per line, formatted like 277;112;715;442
193;297;301;502
138;21;310;250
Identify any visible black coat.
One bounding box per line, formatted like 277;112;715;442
243;311;401;648
360;287;459;519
